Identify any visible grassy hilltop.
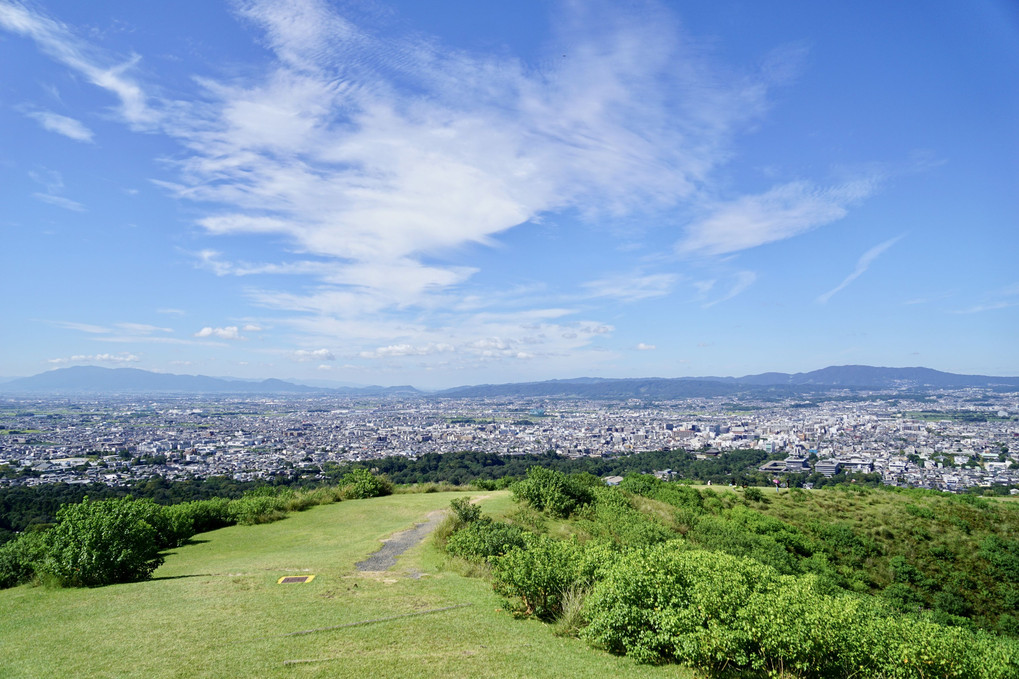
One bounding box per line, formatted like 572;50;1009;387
0;490;689;679
4;476;1019;678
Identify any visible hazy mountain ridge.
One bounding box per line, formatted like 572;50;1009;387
0;366;419;396
3;364;1017;396
439;365;1019;398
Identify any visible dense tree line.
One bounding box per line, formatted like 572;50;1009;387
0;446;920;544
2;447;874;543
0;477;271;543
370;447;782;485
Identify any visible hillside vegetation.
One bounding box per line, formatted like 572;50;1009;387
0;489;690;679
438;470;1019;678
5;470;1019;678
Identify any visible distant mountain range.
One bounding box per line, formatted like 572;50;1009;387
0;366;420;396
1;364;1017;397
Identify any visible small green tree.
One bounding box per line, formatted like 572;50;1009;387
492;534;584;619
340;468;393;499
446;520;526;562
41;497;164;587
449;497;482;524
511;467;593;518
0;530;49;588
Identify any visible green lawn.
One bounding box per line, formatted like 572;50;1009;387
0;491;690;679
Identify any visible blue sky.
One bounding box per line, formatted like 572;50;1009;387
1;0;1016;388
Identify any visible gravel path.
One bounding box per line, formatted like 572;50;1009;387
354;510;446;572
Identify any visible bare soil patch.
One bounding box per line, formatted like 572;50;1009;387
354;510;446;572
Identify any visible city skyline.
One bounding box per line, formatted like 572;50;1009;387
2;0;1017;388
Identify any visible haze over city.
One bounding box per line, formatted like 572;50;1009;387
2;0;1016;388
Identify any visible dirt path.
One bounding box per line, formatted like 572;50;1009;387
354;510;446;572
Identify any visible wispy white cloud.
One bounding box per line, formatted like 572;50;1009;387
26;110;94;142
194;326;243;340
693;280;716;295
6;0;846;374
116;322;172;334
955;301;1014;314
818;235;904;304
28;168;63;193
0;1;155;127
29;167;85;210
32;192;85;211
360;343;455;359
953;282;1019;314
146;0;769;351
49;320;112;334
679;179;879;256
583;272;678;302
47;320;206;346
292;348;335;362
47;352;139;365
703;271;757;307
636;343;656;351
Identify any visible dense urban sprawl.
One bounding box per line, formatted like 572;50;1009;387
1;389;1016;492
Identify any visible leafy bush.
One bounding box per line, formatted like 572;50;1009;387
492;534;586;619
582;543;1019;676
339;468;393;500
580;487;674;547
228;493;288;525
980;535;1019;582
449;497;482;524
904;502;936;520
511;467;594;518
811;521;879;563
176;498;233;534
41;497;164;587
445;520;526;562
619;474;708;528
0;530;49;588
687;513;801;575
127;498;195;549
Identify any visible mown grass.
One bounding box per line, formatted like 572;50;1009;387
0;490;690;679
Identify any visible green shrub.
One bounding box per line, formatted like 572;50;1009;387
0;530;49;588
687;513;801;575
618;472;660;497
743;486;764;502
177;498;233;534
582;545;783;665
228;494;287;525
980;535;1019;582
40;497;164;587
812;521;878;563
492;534;586;619
511;467;593;519
581;543;1019;676
904;502;936;520
128;498;195;549
472;479;497;491
580;487;674;547
445;520;526;562
449;497;482;524
339;468;393;499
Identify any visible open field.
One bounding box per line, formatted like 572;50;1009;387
0;491;690;679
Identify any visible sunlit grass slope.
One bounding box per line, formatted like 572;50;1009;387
0;491;690;679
